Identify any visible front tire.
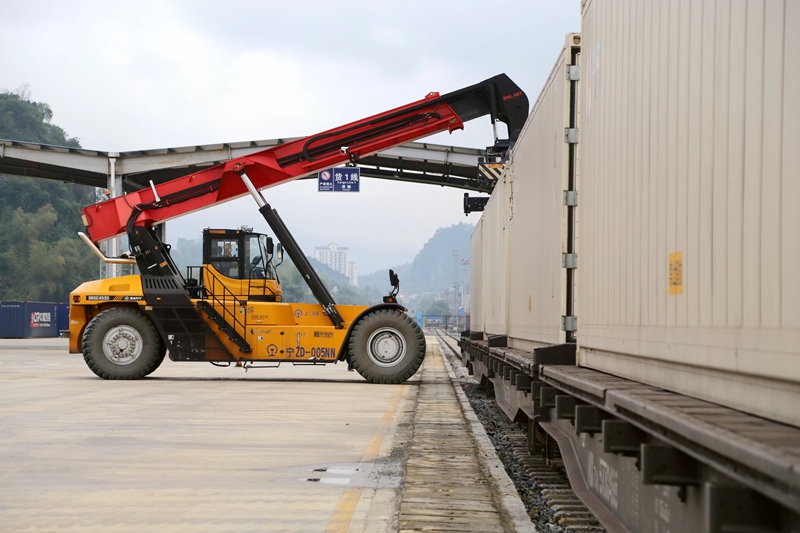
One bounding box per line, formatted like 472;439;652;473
348;309;425;384
82;307;166;379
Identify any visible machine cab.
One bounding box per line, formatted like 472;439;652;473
194;228;282;301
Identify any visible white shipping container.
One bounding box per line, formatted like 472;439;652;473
577;0;800;425
480;169;509;337
506;34;581;351
470;217;484;334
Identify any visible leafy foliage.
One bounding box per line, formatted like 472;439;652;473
420;297;452;316
0;88;80;147
0;185;99;301
0;88;97;302
276;258;313;304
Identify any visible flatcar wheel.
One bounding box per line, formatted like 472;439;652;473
82;307;165;379
348;308;425;384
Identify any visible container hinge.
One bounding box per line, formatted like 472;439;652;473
567;65;581;81
563;190;579;206
562;253;578;269
565;128;579;144
562;315;578;332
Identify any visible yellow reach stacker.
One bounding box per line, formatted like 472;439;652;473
68;74;528;383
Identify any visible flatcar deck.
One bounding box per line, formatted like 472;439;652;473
459;330;800;531
541;364;800;515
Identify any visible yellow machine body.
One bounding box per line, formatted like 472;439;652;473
69;272;371;363
72;228;424;384
69;275;146;353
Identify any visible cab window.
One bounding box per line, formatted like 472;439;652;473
244;235;275;279
210;238;239;278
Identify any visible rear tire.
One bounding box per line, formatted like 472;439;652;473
82;307;166;379
348;309;425;384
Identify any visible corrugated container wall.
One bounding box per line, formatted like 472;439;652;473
480;173;509;337
470;218;484;334
57;303;69;332
506;34;581;351
577;0;800;425
0;302;60;338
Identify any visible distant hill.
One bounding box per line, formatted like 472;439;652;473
359;222;473;297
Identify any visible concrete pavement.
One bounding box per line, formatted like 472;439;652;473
0;338;416;532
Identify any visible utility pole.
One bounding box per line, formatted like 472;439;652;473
452;249;459;317
461;258;470;315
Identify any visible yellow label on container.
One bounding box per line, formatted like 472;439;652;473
669;251;683;295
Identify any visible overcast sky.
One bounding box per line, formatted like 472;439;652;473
1;0;580;274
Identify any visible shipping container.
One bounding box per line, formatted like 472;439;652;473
577;0;800;426
469;35;582;349
0;301;61;338
505;34;581;351
469;217;484;334
480;167;509;337
57;303;69;333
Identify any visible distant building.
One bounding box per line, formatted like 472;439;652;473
347;263;358;288
314;243;358;287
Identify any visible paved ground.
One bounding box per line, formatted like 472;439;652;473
0;337;531;532
398;339;533;533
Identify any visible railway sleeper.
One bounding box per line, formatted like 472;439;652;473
566;526;609;533
549;498;586;508
542;489;580;498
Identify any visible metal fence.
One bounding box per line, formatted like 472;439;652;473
419;314;468;333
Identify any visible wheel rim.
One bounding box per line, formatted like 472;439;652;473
366;327;407;368
101;325;143;365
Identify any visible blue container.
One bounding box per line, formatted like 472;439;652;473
0;301;61;338
57;303;70;332
0;302;25;337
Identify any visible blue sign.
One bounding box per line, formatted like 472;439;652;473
318;167;360;192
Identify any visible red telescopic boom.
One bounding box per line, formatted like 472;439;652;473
81;74;528;243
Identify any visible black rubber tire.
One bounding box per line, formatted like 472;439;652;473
82;307;166;380
348;309;426;384
144;343;168;377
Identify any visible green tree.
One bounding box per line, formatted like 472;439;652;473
0;88;97;302
276;259;313;303
0;204;98;301
419;296;452;316
274;258;372;306
0;88;80;146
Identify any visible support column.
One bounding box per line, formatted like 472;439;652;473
106;153;122;278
